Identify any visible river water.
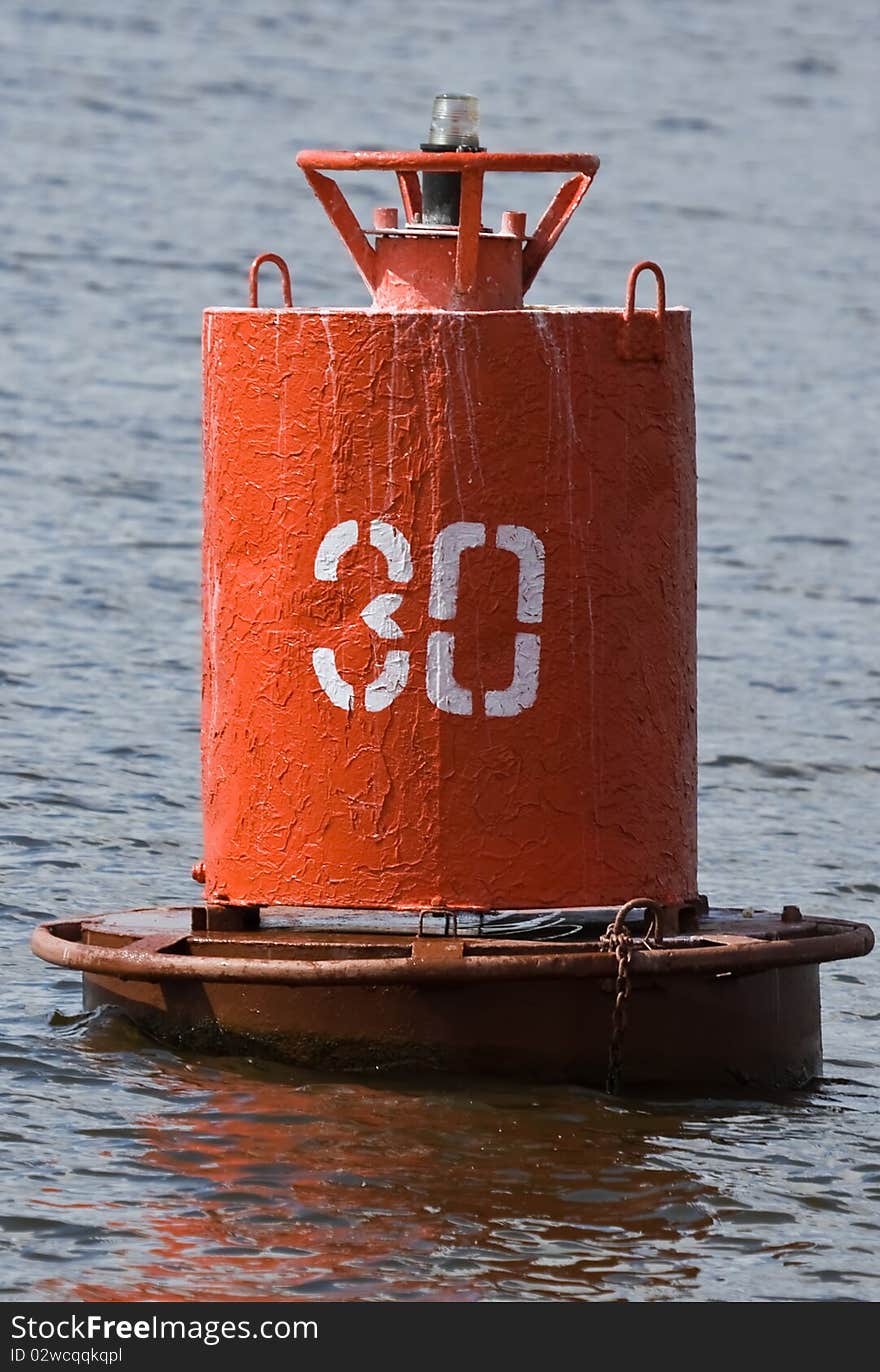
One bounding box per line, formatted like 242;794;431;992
1;0;878;1302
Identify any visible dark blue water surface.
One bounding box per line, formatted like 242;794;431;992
1;0;878;1301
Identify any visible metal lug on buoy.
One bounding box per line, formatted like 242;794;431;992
372;206;399;231
191;904;261;932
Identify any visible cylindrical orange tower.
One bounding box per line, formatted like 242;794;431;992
201;117;697;915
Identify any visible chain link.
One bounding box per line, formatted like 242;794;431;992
599;898;663;1095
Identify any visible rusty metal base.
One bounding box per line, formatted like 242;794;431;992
81;961;826;1090
33;905;874;1092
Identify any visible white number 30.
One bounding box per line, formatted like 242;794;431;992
311;520;545;718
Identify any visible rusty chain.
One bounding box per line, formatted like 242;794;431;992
599;898;664;1095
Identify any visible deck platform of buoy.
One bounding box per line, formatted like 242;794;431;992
33;903;873;1090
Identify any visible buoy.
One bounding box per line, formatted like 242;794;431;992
33;96;872;1091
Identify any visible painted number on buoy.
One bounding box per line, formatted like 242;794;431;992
313;519;413;713
311;520;544;717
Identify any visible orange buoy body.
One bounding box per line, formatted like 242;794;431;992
31;100;874;1091
201;153;697;913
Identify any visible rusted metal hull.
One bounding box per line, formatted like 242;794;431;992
33;905;874;1091
80;963;821;1089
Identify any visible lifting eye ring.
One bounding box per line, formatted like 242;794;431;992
249;253;293;308
623;259;666;321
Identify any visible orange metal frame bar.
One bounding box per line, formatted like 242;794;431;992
296;150;600;297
